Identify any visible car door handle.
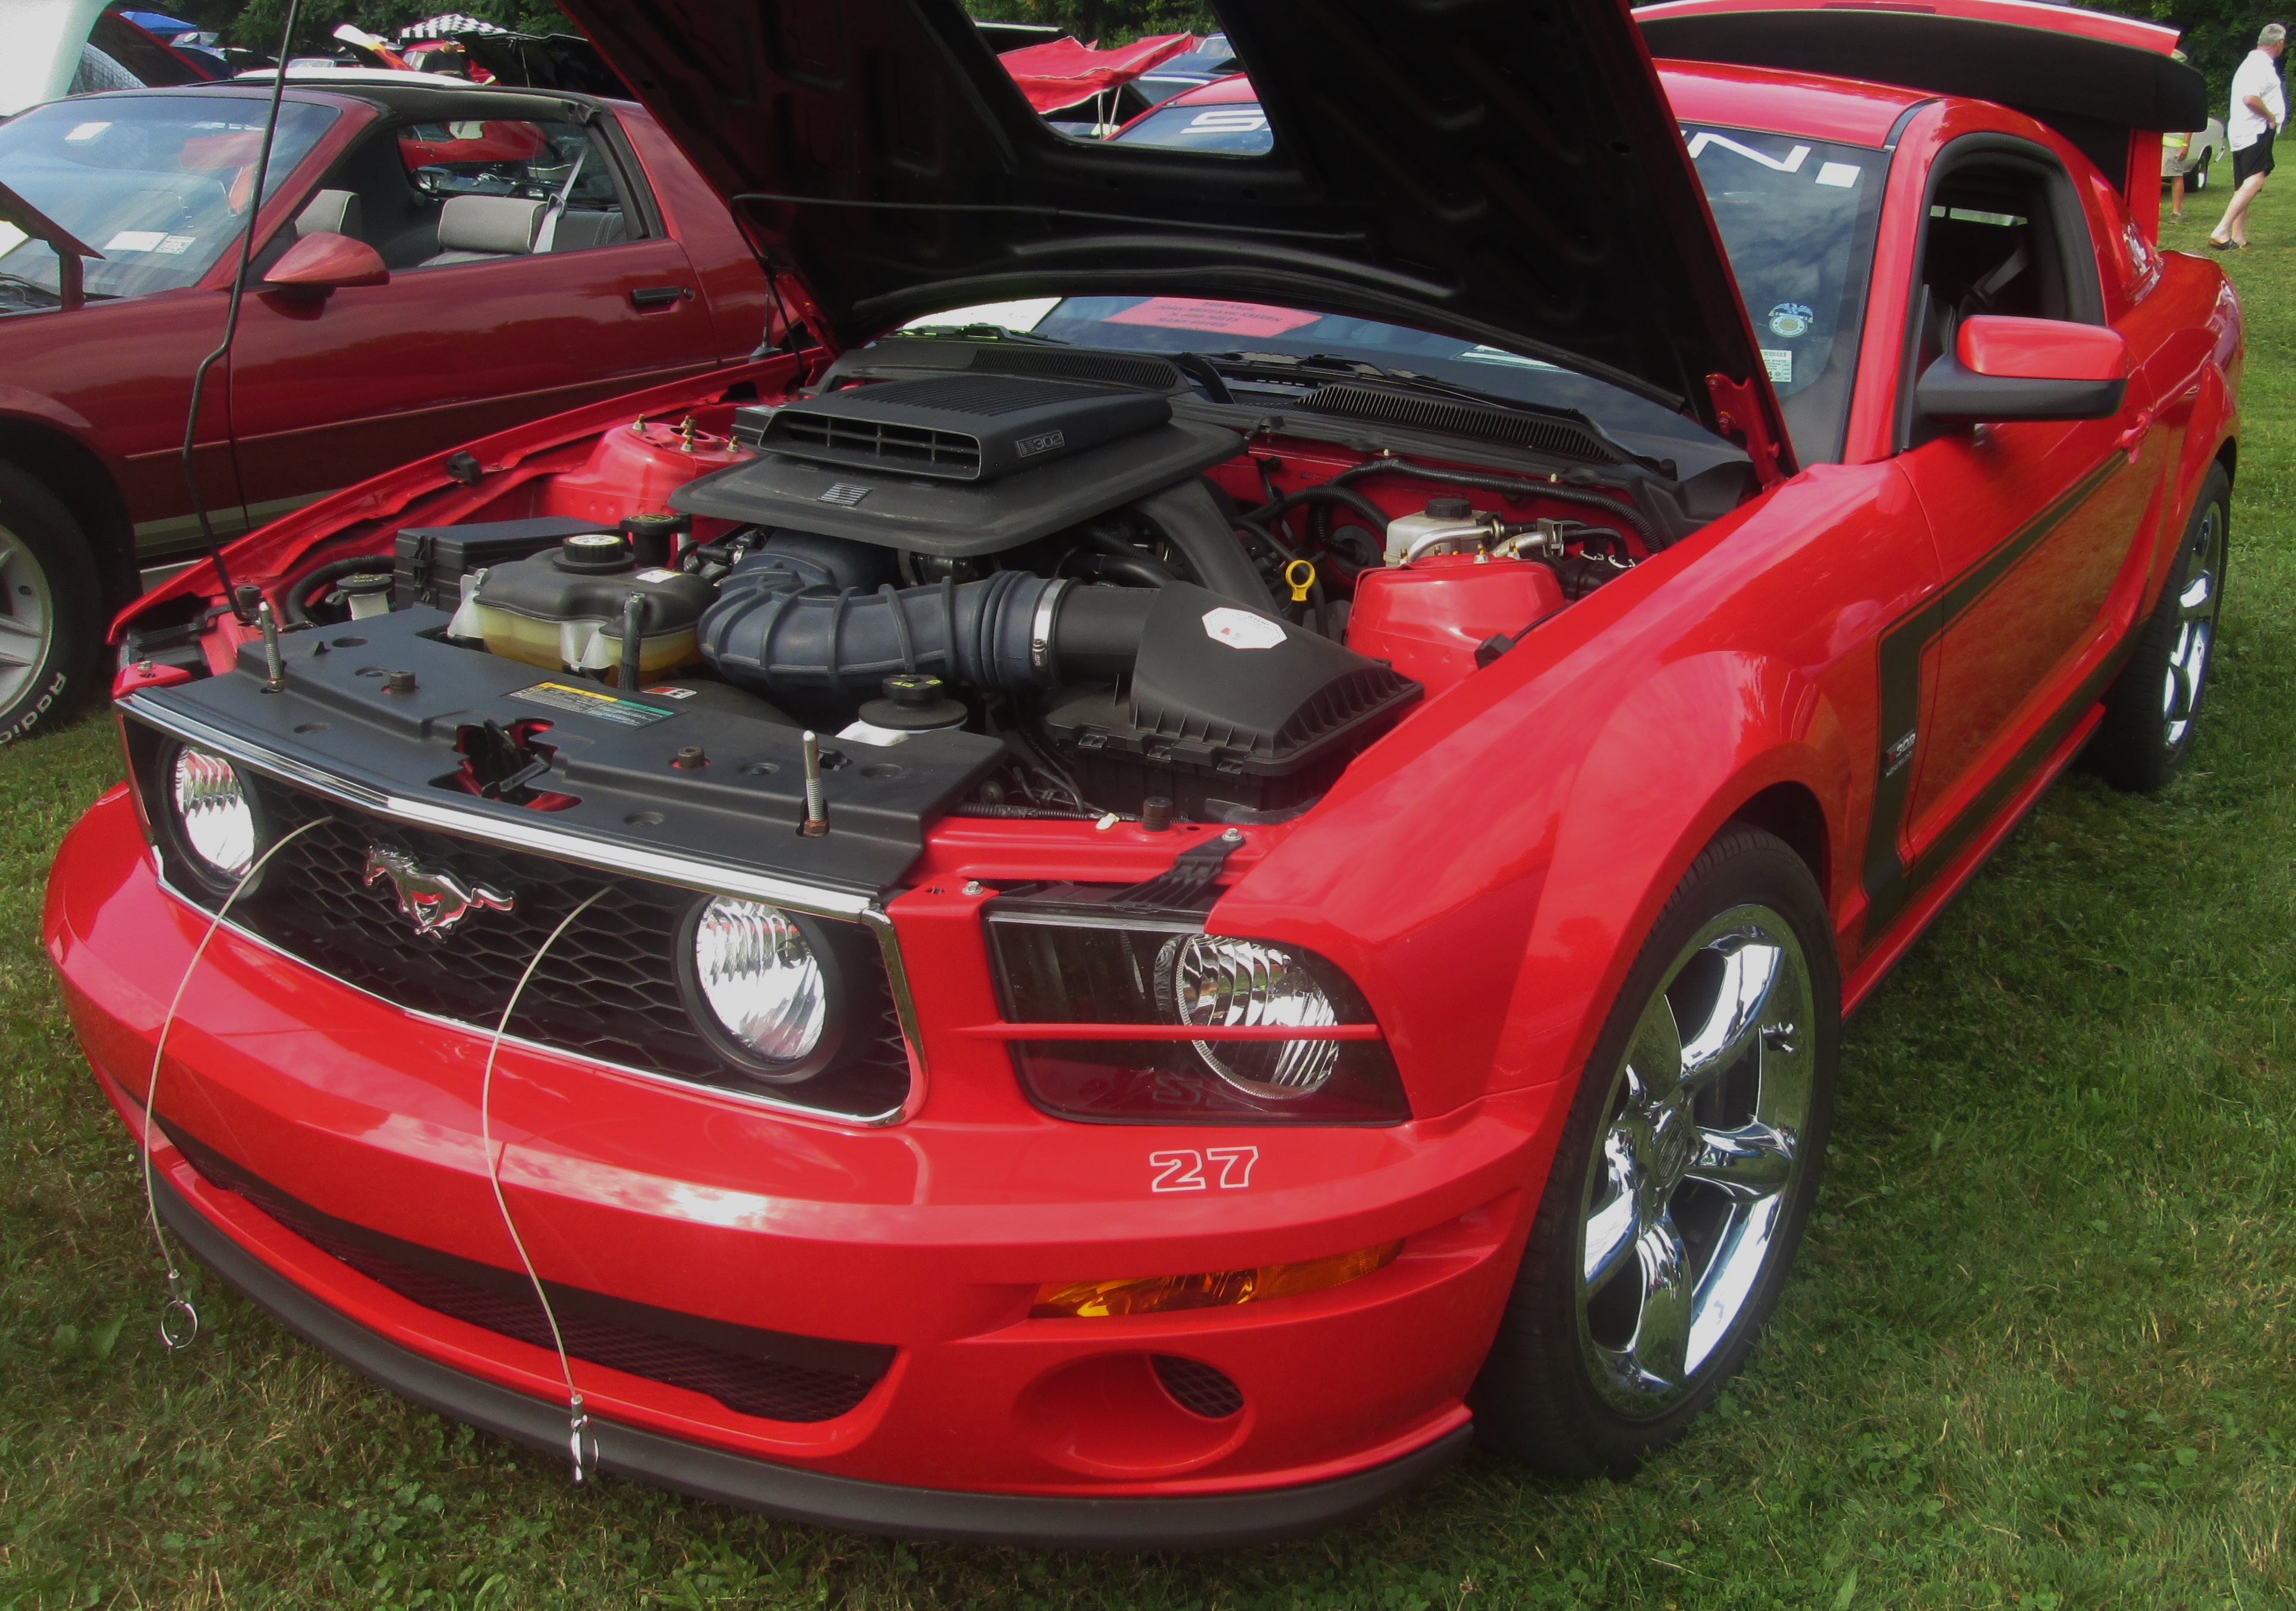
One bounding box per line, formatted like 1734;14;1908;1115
630;285;693;309
2118;409;2155;463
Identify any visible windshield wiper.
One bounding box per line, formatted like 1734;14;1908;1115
0;274;62;309
893;322;1068;346
1190;351;1676;476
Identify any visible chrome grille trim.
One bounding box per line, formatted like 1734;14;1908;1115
121;693;928;1126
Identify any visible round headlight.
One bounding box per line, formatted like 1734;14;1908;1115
169;746;256;883
688;897;828;1068
1160;934;1341;1100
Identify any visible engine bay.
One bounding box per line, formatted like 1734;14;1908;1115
131;337;1748;831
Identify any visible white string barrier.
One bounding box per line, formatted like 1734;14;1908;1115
479;886;609;1484
138;818;323;1351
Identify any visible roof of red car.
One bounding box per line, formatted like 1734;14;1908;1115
1154;73;1262;108
1657;59;1928;148
1637;0;2177;56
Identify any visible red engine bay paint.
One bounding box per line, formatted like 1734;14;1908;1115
545;419;750;533
1345;557;1567;695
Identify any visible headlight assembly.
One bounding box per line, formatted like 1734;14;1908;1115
167;745;258;885
986;899;1407;1123
1159;934;1342;1100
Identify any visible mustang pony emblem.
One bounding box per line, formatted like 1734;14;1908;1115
361;846;515;938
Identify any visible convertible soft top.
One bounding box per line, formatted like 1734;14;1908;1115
1638;0;2206;224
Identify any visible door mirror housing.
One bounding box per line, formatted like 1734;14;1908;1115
262;232;390;294
1917;315;2130;424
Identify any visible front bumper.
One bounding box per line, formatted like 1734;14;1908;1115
50;786;1559;1543
149;1166;1471;1546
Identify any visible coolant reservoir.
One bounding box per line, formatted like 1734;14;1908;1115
469;532;716;684
1346;554;1565;695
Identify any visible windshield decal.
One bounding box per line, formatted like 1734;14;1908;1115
1687;132;1812;174
1104;298;1319;338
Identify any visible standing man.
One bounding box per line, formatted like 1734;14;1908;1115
2210;23;2286;249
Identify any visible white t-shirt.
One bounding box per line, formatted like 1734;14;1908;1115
2229;49;2286;151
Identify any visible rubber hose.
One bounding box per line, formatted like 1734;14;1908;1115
1244;482;1395;536
1078;523;1175;588
278;555;392;626
1332;459;1662;549
1128;480;1270;606
1067;549;1173;589
699;561;1161;701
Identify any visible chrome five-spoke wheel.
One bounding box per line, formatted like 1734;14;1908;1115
2161;500;2220;751
1477;826;1837;1477
2092;464;2229;794
1577;904;1814;1415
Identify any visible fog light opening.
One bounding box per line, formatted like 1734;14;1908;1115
1152;1355;1244;1420
1030;1239;1402;1318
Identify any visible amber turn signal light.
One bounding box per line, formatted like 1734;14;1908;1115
1031;1241;1402;1319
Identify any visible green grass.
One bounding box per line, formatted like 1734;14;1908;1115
5;178;2296;1611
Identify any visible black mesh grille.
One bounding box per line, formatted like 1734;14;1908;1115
1152;1355;1244;1420
206;778;910;1119
171;1125;891;1422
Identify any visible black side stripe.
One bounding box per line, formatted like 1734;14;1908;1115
1859;455;2125;946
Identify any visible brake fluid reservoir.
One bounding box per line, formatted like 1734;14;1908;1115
471;533;716;684
1346;554;1565;695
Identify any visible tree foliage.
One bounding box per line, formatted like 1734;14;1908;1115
963;1;1220;42
2099;0;2289;111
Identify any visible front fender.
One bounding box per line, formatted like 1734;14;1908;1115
1509;651;1855;1119
1220;461;1920;1126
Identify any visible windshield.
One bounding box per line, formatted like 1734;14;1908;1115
910;118;1886;468
1685;124;1887;463
908;294;1721;459
0;95;336;308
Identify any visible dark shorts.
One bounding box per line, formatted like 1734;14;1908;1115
2235;132;2276;186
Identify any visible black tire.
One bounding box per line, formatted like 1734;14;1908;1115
2191;159;2210;192
0;461;104;745
2087;464;2228;793
1474;824;1839;1478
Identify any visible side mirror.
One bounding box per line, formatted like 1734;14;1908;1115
1917;314;2128;423
262;231;389;294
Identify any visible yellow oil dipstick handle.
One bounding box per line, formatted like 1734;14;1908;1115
1285;558;1317;604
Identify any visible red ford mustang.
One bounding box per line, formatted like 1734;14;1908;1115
0;70;768;744
45;0;2232;1546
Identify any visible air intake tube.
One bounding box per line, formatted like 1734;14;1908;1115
697;558;1157;702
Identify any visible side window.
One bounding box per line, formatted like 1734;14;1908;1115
1899;143;2102;447
401;119;639;265
279;116;645;275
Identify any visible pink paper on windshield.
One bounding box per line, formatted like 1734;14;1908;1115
1102;299;1321;337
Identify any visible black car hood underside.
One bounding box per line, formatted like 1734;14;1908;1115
555;0;1783;439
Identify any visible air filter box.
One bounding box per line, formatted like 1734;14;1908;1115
760;373;1170;483
1041;585;1421;817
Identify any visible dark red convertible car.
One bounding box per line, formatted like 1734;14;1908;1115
46;0;2231;1545
0;69;769;744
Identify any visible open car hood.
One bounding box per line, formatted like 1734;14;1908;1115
553;0;1785;447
